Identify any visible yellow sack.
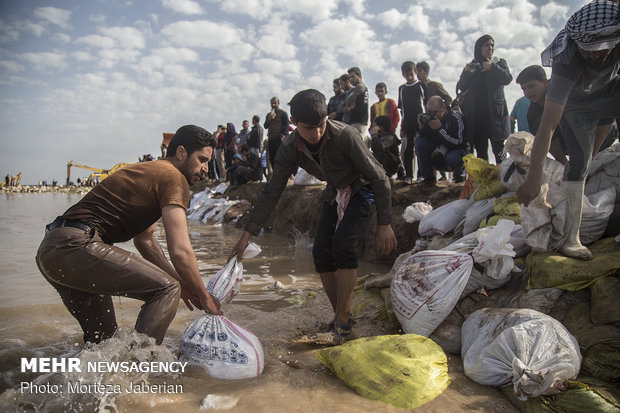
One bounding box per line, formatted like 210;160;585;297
479;195;522;228
463;154;507;201
316;334;450;409
526;238;620;291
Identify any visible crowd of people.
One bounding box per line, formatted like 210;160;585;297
35;1;620;351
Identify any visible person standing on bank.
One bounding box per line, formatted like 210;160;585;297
517;1;620;261
230;89;397;346
36;125;222;345
457;34;512;163
264;96;290;169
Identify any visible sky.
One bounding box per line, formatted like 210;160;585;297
0;0;588;184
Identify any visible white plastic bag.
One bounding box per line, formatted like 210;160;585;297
418;198;473;237
390;250;473;337
293;168;323;185
180;315;265;380
180;242;264;380
461;308;581;401
442;220;516;298
402;202;433;223
585;142;620;200
206;242;262;303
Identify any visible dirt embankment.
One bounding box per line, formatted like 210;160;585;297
192;180;464;265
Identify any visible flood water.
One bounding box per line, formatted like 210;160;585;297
0;191;408;413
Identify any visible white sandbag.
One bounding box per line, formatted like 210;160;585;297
180;242;264;380
212;182;229;194
586;143;620;201
509;225;530;258
462;198;494;235
206;242;262;303
293;168;323;185
579;186;616;245
442;220;517;298
180;315;265;380
418;198;473;237
461;308;581;401
391;250;473;337
402;202;433;223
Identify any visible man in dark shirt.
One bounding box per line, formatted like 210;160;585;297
36;125;221;345
230;89;397;346
327;78;344;121
517;1;620;261
415;96;467;184
248;115;264;157
398;61;429;184
516;65;568;165
264;96;290;168
345;67;370;136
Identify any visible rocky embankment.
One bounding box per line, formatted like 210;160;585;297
1;185;92;194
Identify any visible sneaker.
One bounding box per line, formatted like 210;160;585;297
417;178;437;186
403;177;413;185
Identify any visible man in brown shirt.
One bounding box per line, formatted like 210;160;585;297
36;125;221;345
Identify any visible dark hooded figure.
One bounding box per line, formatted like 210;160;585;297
223;122;238;170
457;34;512;163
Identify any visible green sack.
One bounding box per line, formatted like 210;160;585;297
316;334;450;409
500;376;620;412
590;275;620;325
526;238;620;291
582;342;620;383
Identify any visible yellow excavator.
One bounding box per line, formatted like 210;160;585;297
66;161;132;185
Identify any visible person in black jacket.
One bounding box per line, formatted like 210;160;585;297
457;34;512;164
415;96;468;184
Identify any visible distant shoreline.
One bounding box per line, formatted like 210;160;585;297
1;185;93;194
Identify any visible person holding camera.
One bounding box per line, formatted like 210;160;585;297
457;34;512;164
414;96;468;185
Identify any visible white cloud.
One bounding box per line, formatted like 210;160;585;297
89;14;107;24
18;51;67;70
161;0;204;15
388;41;430;65
300;17;376;53
24;21;47;37
33;7;72;29
0;20;20;43
100;26;146;49
0;60;25;74
72;51;93;62
342;0;366;16
376;6;429;34
540;3;570;22
414;0;494;12
53;33;72;43
75;34;116;49
253;58;301;75
161;20;243;48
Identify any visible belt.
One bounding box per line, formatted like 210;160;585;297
46;219;93;234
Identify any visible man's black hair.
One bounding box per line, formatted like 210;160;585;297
373;115;393;135
416;61;430;73
333;78;340;84
401;61;416;72
252;114;260;123
239;144;250;153
289;89;328;125
347;66;362;77
167;125;216;157
339;73;349;82
375;82;387;91
516;65;548;84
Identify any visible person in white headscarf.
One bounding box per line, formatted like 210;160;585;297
517;0;620;260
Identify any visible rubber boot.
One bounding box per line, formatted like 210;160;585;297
558;180;593;260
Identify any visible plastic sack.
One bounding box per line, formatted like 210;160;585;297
316;335;450;409
180;242;264;380
586;142;620;201
206;242;261;303
462;198;494;235
293;168;323;185
461;308;581;401
526;237;620;291
179;315;264;380
391;251;473;337
463;154;507;201
442;220;517;298
402;202;433;223
418;198;473;237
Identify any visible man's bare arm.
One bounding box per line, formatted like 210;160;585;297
161;205;221;315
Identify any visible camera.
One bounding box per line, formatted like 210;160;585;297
468;61;483;73
420;111;436;126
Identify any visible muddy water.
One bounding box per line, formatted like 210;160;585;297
0;192;516;412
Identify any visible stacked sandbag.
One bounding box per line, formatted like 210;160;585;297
418;198;473;237
586;142;620;201
462;308;582;400
391;221;516;337
180;243;265;380
463;153;507;201
316;335;450;409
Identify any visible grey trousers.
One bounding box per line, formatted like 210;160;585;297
561;77;620;181
36;226;180;344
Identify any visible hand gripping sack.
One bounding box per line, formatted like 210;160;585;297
180;242;264;379
390;250;473;337
461;308;581;401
